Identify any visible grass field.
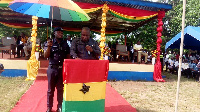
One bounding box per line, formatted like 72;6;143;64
109;71;200;112
0;76;33;112
0;72;200;112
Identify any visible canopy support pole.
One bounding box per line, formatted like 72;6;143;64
124;34;127;46
99;4;109;60
26;16;39;81
175;0;186;111
153;10;165;82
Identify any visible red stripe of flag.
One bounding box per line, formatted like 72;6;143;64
63;60;109;83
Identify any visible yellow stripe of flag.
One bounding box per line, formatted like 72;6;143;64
63;81;106;101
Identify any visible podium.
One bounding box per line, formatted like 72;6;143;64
62;59;109;112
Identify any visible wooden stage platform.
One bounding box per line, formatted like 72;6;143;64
0;53;154;81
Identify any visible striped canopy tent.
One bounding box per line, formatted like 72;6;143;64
0;0;172;35
0;0;172;82
165;26;200;51
0;21;123;35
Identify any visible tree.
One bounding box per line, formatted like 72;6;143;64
165;0;200;38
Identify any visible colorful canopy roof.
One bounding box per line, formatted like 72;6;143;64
0;0;172;35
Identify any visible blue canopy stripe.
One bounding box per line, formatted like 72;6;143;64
24;4;43;16
165;26;200;51
101;0;172;10
36;5;50;18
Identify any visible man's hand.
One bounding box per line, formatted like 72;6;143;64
75;57;82;60
44;39;52;58
47;39;53;48
86;45;93;52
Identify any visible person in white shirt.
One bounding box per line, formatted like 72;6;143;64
168;57;174;74
174;59;179;74
133;41;148;63
66;34;72;47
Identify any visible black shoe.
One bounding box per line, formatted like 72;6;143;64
16;56;20;58
46;107;52;112
25;56;30;60
57;107;62;112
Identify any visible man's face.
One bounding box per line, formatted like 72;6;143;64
54;31;63;39
81;29;90;42
21;33;25;37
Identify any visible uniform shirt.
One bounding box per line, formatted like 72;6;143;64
70;38;101;60
49;38;70;66
134;44;143;50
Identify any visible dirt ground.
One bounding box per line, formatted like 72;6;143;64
108;72;200;112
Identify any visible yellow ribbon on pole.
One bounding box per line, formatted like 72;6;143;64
26;16;39;81
99;4;109;60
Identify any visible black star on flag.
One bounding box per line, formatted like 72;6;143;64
80;83;90;94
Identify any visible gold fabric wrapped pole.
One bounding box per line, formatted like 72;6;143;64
99;4;109;60
26;16;39;81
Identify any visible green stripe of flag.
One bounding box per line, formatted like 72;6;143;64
62;99;105;112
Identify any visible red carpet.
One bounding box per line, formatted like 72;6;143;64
10;77;136;112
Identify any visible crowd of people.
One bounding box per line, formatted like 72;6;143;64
164;52;200;82
13;32;40;60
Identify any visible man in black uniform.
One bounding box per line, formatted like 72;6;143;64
70;27;101;60
44;27;70;112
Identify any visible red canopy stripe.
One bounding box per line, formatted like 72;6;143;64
0;22;44;28
109;9;158;20
75;2;158;17
108;5;158;17
75;2;102;9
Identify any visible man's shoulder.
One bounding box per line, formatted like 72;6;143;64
89;38;97;43
72;38;81;42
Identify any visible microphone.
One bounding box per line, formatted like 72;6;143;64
86;45;90;55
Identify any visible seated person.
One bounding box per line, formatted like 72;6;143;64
182;59;190;78
23;37;40;60
168;57;174;74
133;41;148;63
191;59;199;81
111;41;118;61
174;59;179;74
23;37;32;60
16;32;28;58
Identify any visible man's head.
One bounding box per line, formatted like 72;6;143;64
21;32;25;37
66;34;71;40
137;41;141;45
54;27;63;39
81;27;90;42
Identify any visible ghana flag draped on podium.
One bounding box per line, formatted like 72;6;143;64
62;60;109;112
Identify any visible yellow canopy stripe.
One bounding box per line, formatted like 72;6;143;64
0;0;13;3
83;6;103;13
109;9;158;20
63;81;106;101
0;22;29;28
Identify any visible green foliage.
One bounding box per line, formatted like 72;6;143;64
166;0;200;37
0;24;31;38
